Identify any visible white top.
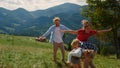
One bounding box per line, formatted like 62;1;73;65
72;48;83;57
53;27;63;43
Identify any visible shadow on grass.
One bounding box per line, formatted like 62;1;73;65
43;59;51;68
43;59;66;68
108;57;116;59
55;61;63;68
107;56;116;59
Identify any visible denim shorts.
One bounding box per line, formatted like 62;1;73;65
71;56;80;64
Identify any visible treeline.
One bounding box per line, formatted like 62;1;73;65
81;0;120;59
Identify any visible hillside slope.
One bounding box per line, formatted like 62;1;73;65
0;34;120;68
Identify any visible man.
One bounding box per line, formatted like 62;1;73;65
38;17;70;62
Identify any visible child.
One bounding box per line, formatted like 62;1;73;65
67;39;96;68
67;39;82;68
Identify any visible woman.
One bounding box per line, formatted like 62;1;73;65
60;20;112;51
60;20;112;68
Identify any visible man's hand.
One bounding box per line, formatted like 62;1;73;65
35;36;46;42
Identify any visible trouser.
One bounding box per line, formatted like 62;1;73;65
53;41;65;61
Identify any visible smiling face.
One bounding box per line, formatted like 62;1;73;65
82;21;92;33
73;43;79;48
84;25;92;31
82;20;91;29
71;39;80;49
53;17;60;27
54;19;60;27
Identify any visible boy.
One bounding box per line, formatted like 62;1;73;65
67;39;82;68
67;39;96;68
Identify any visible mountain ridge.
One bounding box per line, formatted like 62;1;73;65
0;3;85;37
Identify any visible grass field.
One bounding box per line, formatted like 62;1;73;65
0;34;120;68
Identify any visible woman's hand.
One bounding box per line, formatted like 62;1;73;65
59;30;65;32
97;27;112;34
59;30;78;34
107;28;112;31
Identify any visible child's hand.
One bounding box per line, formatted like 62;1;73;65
66;61;71;65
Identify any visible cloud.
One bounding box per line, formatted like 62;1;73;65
76;0;86;2
0;0;87;11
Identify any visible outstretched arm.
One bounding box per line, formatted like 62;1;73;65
59;30;78;34
97;28;112;34
42;26;54;37
37;25;54;41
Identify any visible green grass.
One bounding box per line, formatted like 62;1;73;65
0;34;120;68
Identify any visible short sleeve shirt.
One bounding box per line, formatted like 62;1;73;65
77;29;97;42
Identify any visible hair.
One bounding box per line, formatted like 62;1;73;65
53;17;60;23
71;39;80;47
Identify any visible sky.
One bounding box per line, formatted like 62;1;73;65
0;0;87;11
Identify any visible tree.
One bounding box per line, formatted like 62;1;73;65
81;0;120;59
